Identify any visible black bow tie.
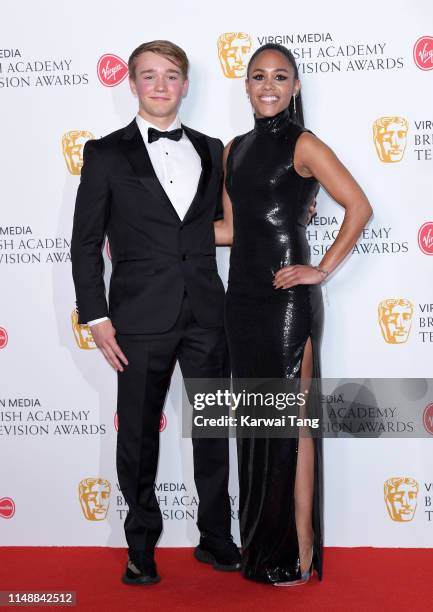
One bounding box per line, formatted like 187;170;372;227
148;127;183;144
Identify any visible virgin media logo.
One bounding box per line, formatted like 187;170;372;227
423;403;433;435
0;327;8;349
97;54;128;87
0;497;15;519
413;37;433;71
418;222;433;255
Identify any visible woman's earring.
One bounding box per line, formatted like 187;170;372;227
293;94;297;116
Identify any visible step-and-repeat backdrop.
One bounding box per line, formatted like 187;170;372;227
1;0;432;547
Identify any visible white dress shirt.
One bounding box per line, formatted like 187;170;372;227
88;114;202;327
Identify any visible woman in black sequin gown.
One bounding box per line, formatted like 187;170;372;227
215;44;372;585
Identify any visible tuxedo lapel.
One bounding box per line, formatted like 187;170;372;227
121;120;181;221
181;125;212;223
120;119;213;223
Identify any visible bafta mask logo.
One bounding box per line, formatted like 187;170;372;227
0;497;15;519
0;326;8;349
378;299;413;344
373;117;408;163
71;309;97;350
413;36;433;71
79;478;111;521
217;32;252;78
62;131;95;175
384;477;419;522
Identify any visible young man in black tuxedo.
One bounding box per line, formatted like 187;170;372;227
71;40;240;585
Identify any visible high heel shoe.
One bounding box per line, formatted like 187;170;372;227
273;549;313;587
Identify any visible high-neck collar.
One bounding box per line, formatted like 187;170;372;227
254;108;291;134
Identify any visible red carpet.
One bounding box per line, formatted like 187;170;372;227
1;547;432;611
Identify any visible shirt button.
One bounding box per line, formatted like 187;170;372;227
170;180;173;184
180;225;184;231
182;254;187;261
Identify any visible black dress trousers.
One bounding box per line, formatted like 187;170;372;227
116;294;231;554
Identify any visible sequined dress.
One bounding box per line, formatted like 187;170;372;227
225;109;324;583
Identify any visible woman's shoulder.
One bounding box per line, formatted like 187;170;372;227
287;122;325;156
293;129;328;156
285;119;313;141
224;130;253;156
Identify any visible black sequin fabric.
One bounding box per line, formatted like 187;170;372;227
225;109;324;583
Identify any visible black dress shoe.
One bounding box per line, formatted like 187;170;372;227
194;534;241;571
122;556;160;586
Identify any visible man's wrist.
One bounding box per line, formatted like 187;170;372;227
87;317;109;327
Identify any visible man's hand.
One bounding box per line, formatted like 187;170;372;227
90;319;128;372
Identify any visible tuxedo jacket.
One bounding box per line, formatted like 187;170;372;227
71;119;225;334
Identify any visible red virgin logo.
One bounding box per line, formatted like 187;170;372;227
423;403;433;435
0;327;8;349
0;497;15;519
97;54;128;87
418;222;433;255
413;36;433;70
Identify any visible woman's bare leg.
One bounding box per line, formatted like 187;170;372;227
294;337;315;574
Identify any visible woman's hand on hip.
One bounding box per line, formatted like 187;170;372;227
273;264;324;289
